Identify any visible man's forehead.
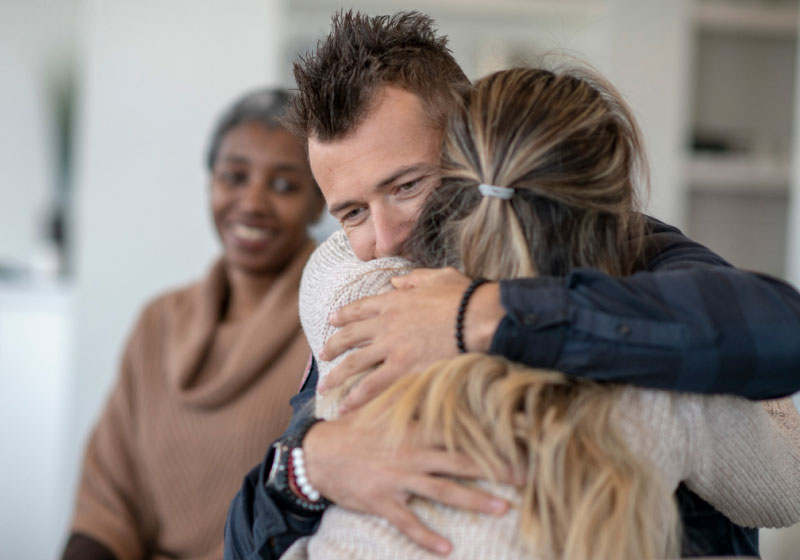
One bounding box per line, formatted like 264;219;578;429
307;97;443;207
309;87;438;154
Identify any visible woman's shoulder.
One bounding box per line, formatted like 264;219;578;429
300;231;411;321
303;230;409;284
299;230;412;372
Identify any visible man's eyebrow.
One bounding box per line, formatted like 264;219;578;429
375;163;437;190
328;163;436;216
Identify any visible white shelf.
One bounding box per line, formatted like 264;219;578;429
687;153;791;194
694;0;798;36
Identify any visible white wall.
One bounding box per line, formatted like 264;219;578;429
606;0;692;229
0;286;72;559
288;1;610;82
59;0;289;550
0;0;76;268
790;139;800;286
788;5;800;288
789;3;800;406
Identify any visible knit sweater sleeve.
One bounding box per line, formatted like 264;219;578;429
299;231;411;419
68;304;160;560
678;393;800;528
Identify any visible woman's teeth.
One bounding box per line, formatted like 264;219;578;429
232;223;271;241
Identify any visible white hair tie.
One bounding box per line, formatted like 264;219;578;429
478;183;515;200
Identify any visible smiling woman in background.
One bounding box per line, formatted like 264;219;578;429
62;89;324;560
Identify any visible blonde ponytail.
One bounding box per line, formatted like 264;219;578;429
367;65;681;559
458;197;535;280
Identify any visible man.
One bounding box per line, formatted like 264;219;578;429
225;11;800;559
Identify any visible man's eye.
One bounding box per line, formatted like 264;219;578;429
396;179;421;193
341;207;366;223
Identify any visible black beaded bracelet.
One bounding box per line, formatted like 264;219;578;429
265;417;331;514
455;278;488;353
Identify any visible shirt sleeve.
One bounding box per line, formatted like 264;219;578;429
490;216;800;399
224;359;322;560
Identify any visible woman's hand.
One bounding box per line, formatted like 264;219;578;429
302;411;510;556
319;268;504;412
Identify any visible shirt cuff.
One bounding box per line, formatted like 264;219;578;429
490;276;569;368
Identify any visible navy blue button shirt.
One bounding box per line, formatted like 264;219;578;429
225;217;800;559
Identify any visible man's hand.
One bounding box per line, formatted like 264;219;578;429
302;412;510;556
319;268;505;412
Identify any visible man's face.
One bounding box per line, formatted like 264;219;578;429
308;87;442;261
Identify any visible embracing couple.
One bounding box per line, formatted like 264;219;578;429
225;10;800;560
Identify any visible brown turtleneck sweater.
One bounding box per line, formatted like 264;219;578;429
66;241;315;560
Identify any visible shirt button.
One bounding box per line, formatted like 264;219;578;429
618;324;631;337
523;313;537;326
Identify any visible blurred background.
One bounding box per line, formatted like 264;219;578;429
1;0;799;557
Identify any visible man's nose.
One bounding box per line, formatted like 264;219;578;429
372;211;406;259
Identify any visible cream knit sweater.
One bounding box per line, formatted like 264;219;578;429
288;231;800;560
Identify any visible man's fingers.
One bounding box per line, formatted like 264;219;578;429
330;294;382;327
320;344;384;393
340;362;403;412
320;321;374;361
416;448;487;480
383;500;452;556
392;268;441;288
407;268;444;280
406;474;509;517
390;275;415;290
417;446;520;487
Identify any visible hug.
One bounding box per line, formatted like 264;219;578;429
64;10;800;560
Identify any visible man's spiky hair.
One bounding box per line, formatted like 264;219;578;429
285;10;469;142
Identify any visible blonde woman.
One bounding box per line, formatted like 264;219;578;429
284;67;800;560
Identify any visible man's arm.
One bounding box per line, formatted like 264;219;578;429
493;217;800;399
224;364;322;560
322;217;800;409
